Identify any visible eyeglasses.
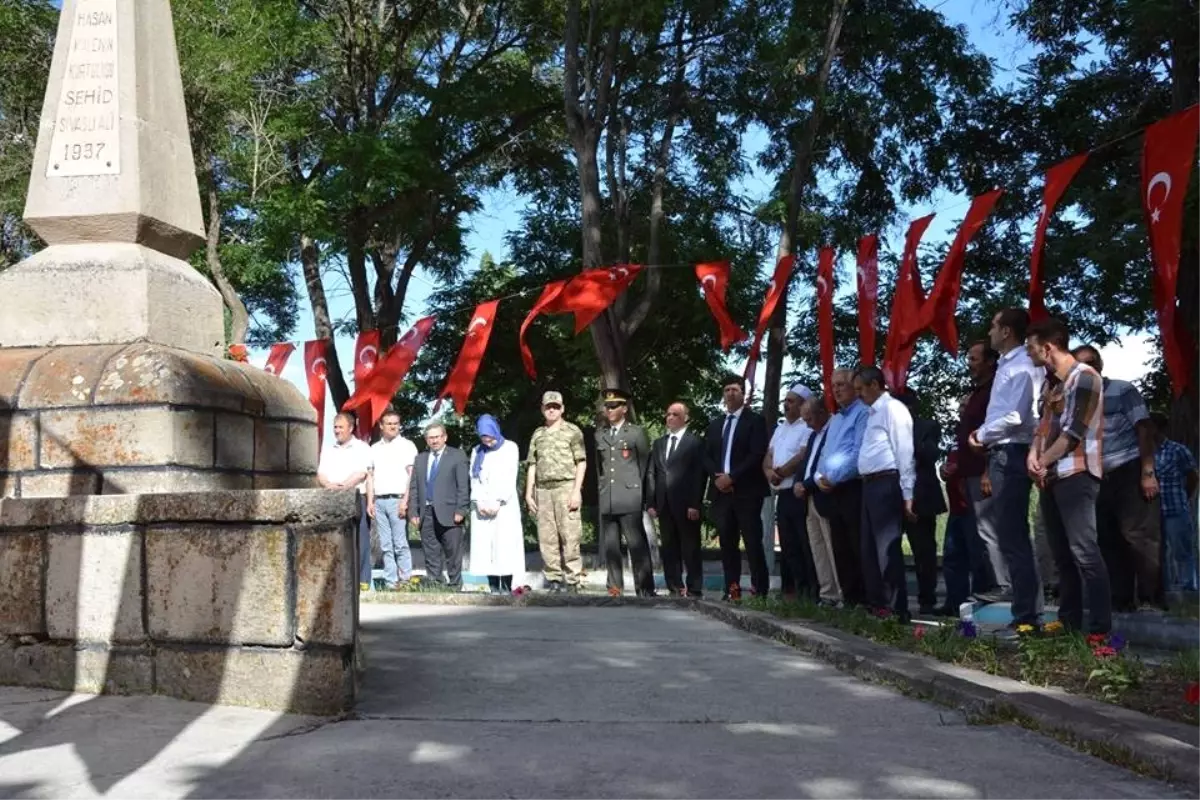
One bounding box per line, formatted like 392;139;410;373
543;404;562;410
604;403;625;410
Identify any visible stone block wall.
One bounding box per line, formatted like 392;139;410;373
0;342;319;496
0;488;358;715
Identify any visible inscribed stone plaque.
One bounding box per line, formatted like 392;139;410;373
46;0;120;178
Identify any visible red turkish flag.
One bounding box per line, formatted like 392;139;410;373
695;261;747;350
855;235;879;366
744;254;795;385
1142;104;1199;398
263;343;295;376
917;190;1003;355
817;247;836;412
353;329;381;439
882;215;935;391
437;300;500;415
1029;154;1089;323
343;316;436;430
303;339;330;450
559;265;643;332
519;280;568;379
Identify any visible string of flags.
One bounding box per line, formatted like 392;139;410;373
245;104;1197;445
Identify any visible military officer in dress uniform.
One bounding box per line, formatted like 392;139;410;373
595;388;655;596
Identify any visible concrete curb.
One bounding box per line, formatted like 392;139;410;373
360;592;695;609
691;600;1200;792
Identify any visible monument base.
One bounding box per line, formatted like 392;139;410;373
0;341;318;498
0;489;359;715
0;243;225;355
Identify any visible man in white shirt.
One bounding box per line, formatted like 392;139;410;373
367;410;419;590
764;384;816;599
317;413;374;592
967;307;1043;626
854;367;916;620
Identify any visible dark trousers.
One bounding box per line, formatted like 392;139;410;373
904;515;939;608
357;494;373;585
712;493;769;595
974;444;1040;624
420;507;463;587
861;476;908;615
1097;458;1163;609
659;504;703;596
942;506;993;610
827;480;865;605
1042;473;1111;633
777;491;818;598
601;512;654;595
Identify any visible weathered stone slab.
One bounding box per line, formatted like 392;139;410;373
0;413;37;472
287;422;319;474
18;344;124;408
146;526;291;645
0;638;73;690
39;406;214;469
214;413;255;470
96;344;246;411
18;469;101;497
254;420;289;473
0;532;45;635
71;645;155;695
254;474;320;490
102;468;253;495
46;530;144;643
0;348;47;405
295;526;355;646
156;645;353;715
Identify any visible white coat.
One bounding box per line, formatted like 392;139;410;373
468;439;526;576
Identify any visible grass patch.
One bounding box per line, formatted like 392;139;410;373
743;595;1200;727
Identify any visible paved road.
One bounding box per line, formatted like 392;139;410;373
0;603;1186;798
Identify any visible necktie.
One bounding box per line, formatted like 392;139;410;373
806;429;828;481
667;435;678;460
427;450;441;493
721;414;734;464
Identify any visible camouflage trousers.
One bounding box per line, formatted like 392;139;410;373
536;484;583;584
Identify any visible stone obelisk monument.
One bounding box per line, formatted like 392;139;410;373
0;0;317;495
0;0;357;716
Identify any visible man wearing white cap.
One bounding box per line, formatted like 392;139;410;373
764;383;818;599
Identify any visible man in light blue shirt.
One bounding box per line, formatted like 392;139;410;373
814;368;870;605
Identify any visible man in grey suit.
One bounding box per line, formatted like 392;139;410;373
595;388;654;596
408;423;470;588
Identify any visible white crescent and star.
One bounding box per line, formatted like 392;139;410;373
310;357;327;378
701;274;717;290
358;345;378;367
264;363;278;375
468;316;489;336
609;267;630;281
1147;171;1172;224
816;274;830;298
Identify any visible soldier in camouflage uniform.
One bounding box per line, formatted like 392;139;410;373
525;391;588;592
595;388;655;596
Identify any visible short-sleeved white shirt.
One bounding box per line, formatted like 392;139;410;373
769;417;812;490
371;435;418;496
317;437;372;493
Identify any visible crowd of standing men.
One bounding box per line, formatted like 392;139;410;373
315;307;1199;633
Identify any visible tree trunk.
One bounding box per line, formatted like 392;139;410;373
301;233;351;409
761;0;848;425
346;220;378;335
203;175;250;345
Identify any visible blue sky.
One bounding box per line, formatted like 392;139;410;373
250;0;1156;434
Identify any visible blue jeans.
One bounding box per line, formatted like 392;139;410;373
974;444;1041;624
358;494;373;585
376;497;412;586
1163;511;1199;592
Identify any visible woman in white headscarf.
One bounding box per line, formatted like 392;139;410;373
468;414;526;592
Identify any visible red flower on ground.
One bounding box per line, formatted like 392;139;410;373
1186;683;1199;706
913;627;926;640
1092;645;1117;658
1085;633;1106;645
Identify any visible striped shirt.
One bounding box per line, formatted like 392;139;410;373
1041;362;1104;482
1099;377;1149;471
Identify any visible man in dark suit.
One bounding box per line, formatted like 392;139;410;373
595;388;654;596
646;401;707;597
703;374;769;599
408;423;470;589
895;389;947;614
